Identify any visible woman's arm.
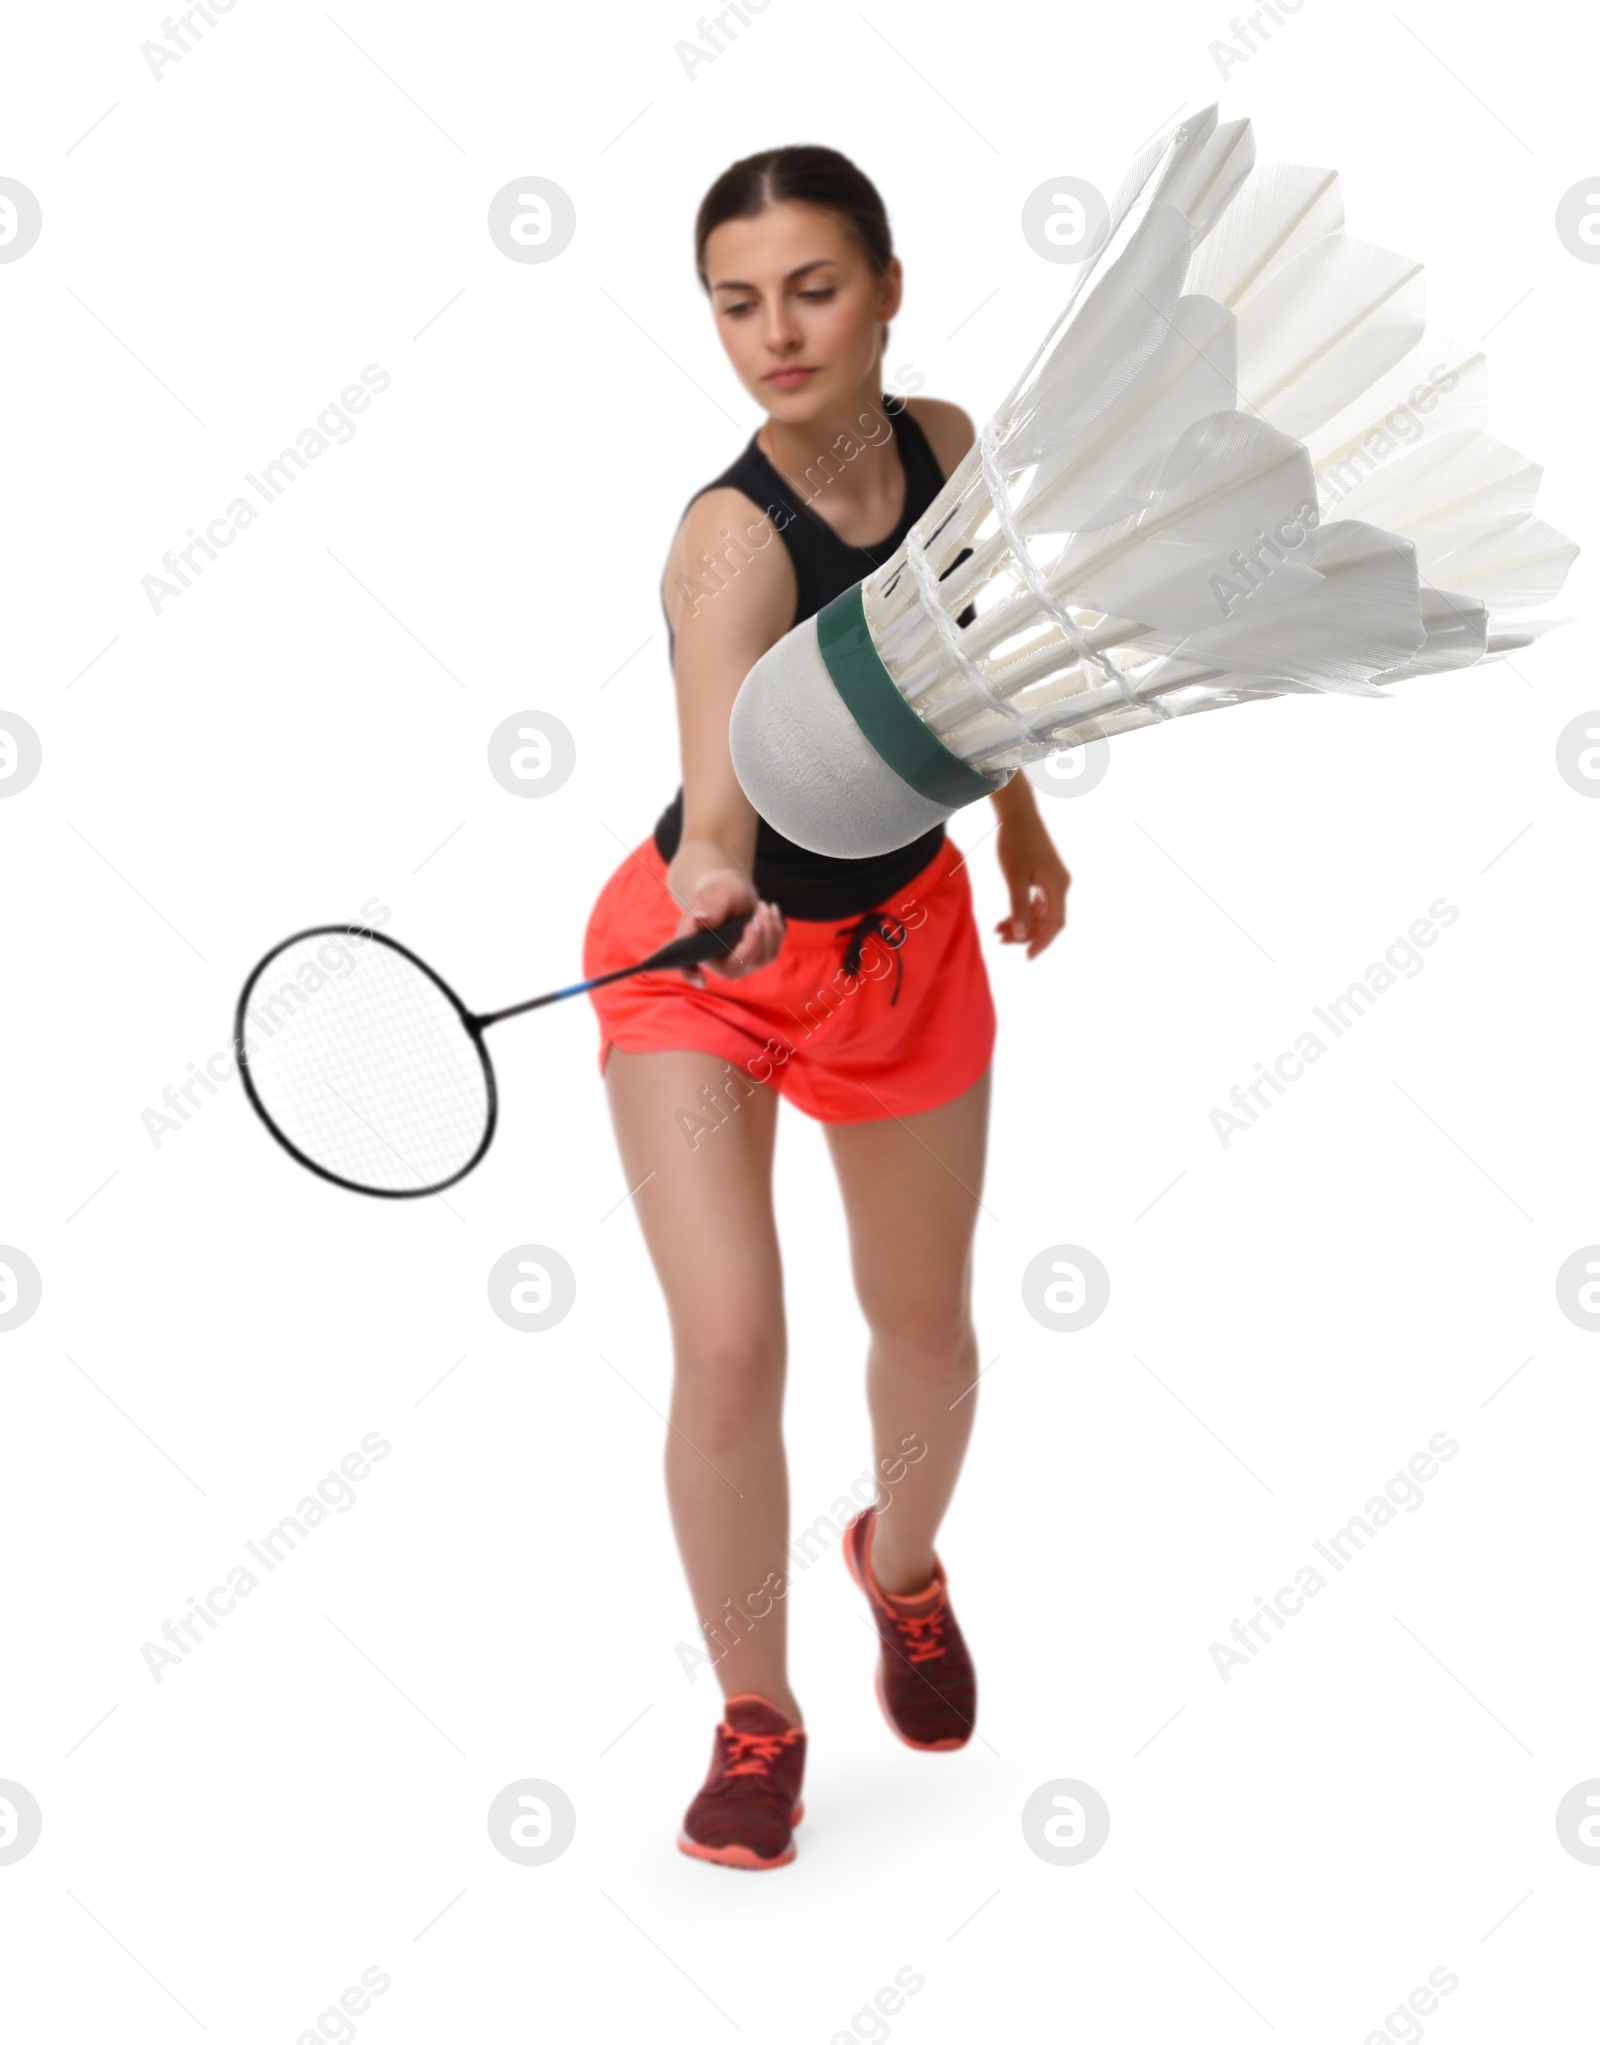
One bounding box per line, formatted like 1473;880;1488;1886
659;486;797;981
990;769;1070;957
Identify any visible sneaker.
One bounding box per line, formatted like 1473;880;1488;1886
843;1507;976;1751
677;1694;806;1870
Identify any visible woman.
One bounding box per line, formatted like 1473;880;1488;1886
582;145;1069;1870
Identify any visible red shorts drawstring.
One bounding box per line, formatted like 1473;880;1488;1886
835;910;908;1005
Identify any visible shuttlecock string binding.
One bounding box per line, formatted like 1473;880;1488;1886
972;414;1173;727
872;404;1348;771
899;435;1038;750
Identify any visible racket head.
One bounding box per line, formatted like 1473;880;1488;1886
235;925;498;1198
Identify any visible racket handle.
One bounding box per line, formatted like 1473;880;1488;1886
641;912;756;974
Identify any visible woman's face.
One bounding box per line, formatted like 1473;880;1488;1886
703;200;902;421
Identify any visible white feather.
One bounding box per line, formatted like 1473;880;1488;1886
1234;235;1427;441
1135;521;1425;697
1326;429;1541;566
1015;296;1240;533
1186;162;1344;308
1308;334;1487;491
1416;515;1579;610
1049;411;1321;635
998;105;1251;436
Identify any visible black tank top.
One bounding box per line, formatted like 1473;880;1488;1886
653;397;950;920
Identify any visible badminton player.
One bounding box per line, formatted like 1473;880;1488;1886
583;146;1070;1868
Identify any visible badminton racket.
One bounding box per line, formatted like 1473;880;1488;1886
235;913;750;1198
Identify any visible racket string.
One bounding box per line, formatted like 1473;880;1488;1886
241;935;490;1193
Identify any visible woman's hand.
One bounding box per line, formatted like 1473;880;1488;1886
674;868;785;986
991;776;1070;959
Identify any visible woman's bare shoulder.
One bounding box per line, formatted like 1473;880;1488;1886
661;485;796;647
904;395;977;479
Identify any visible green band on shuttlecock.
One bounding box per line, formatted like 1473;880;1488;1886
815;584;998;810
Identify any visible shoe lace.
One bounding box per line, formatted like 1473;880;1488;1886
890;1601;947;1664
721;1726;797;1779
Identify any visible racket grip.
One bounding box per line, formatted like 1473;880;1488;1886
644;912;756;973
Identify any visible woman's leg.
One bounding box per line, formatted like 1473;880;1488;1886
822;1067;991;1595
602;1046;801;1723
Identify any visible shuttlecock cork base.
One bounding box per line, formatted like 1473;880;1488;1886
729;584;1010;858
728;105;1575;859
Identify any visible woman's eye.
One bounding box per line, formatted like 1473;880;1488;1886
800;289;836;302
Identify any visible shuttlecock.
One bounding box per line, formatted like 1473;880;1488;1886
729;107;1577;857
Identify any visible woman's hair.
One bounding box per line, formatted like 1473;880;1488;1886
694;145;893;290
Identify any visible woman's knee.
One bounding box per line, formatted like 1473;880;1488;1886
670;1321;786;1447
857;1281;975;1371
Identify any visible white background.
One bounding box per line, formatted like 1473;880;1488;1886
2;0;1597;2037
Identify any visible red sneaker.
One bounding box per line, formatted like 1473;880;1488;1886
843;1507;976;1752
677;1695;807;1870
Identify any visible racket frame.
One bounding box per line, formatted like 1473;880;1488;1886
235;924;499;1201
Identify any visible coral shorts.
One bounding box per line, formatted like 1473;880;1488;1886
582;833;996;1123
